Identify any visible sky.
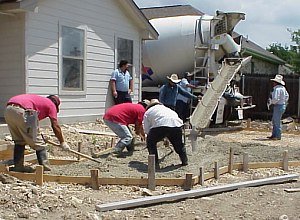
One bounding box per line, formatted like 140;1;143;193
134;0;299;49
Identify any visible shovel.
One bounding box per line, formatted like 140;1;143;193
45;139;102;164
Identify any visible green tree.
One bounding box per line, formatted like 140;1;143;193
290;29;300;73
267;29;300;74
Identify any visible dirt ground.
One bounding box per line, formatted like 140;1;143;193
0;120;299;219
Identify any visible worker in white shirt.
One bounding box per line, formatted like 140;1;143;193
143;99;188;169
267;74;289;140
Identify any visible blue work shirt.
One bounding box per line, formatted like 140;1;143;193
111;68;132;92
271;85;289;105
159;83;197;107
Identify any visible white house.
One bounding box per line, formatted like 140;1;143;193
0;0;158;123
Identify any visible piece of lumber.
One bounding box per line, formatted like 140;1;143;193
96;174;299;212
46;140;102;164
233;161;300;170
284;188;300;193
214;161;219;179
199;167;204;185
247;118;251;128
35;165;43;186
75;128;117;136
228;147;233;174
77;142;82;160
243;127;300;135
243;153;249;172
91;169;99;190
148;155;155;190
0;144;14;160
283;150;288;171
49;158;82;165
24;153;37;162
184;173;193;190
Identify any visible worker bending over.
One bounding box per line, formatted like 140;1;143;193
4;94;70;173
143;99;188;169
103;100;149;156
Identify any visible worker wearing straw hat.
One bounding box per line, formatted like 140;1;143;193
267;74;289;140
143;99;188;169
159;73;199;110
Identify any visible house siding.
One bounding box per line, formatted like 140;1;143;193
0;13;26;116
25;0;142;122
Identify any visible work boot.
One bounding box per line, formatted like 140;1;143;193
111;142;126;156
179;147;188;166
9;144;35;173
36;149;51;171
126;138;135;153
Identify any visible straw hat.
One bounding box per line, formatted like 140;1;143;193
142;99;150;106
167;74;181;84
146;99;161;110
270;74;285;86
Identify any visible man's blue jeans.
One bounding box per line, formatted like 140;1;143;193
103;119;133;152
272;104;286;139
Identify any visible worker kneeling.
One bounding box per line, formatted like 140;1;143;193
143;99;188;168
4;94;70;173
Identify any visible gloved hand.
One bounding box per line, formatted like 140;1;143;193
267;98;271;110
197;95;203;101
60;142;71;151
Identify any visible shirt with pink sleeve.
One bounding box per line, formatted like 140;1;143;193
7;94;57;121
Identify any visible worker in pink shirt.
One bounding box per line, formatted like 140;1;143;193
103;100;149;156
4;94;70;172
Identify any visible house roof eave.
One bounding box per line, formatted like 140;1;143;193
0;0;38;13
242;47;286;65
117;0;159;40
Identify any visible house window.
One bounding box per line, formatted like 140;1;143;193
61;26;85;92
117;37;133;74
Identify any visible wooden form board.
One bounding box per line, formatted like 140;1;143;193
71;127;117;137
243;127;300;135
233;161;300;170
0;144;14;160
96;174;299;212
1;160;299;187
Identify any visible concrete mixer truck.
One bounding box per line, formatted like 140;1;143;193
141;10;255;130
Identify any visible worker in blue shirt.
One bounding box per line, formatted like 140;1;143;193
110;60;133;104
159;73;199;110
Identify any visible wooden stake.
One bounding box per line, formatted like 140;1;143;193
247;118;251;128
184;173;193;190
228;147;233;174
283;150;288;171
148;155;156;190
199;167;204;185
110;138;115;148
90;169;99;190
77;142;82;161
243;153;249;173
214;161;219;180
35;165;43;186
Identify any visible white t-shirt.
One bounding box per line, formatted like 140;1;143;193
143;104;183;134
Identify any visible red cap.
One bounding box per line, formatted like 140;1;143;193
47;95;60;112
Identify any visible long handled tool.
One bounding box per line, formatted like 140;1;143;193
46;139;102;164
